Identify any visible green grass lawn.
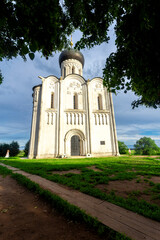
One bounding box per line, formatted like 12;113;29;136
1;155;160;221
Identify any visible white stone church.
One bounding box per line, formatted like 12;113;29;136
28;48;119;158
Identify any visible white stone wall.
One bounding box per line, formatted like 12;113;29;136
34;76;59;158
87;78;119;156
87;78;111;155
28;85;41;158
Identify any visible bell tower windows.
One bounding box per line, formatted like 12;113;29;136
72;66;75;74
64;67;66;77
73;93;78;109
51;92;54;108
98;94;103;110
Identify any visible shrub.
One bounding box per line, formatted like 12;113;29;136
9;141;20;156
134;137;160;155
24;140;30;156
118;141;128;154
0;141;19;157
0;143;10;157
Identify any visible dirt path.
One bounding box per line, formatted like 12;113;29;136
1;163;160;240
0;175;106;240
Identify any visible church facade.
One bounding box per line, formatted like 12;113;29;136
28;49;119;159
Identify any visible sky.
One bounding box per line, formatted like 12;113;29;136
0;29;160;149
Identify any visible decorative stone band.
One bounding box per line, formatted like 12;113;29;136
94;113;108;125
65;112;86;125
45;112;57;125
92;110;110;113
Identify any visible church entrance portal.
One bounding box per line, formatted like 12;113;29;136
71;135;80;156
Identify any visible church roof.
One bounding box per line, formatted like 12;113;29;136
59;49;84;68
32;84;42;90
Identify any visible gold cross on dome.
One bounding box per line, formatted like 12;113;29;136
70;35;73;48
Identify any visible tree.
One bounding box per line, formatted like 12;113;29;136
65;0;160;108
0;143;10;157
1;0;160;108
134;137;160;155
0;141;19;157
118;141;128;154
0;0;73;84
24;140;30;156
9;141;20;156
103;1;160;108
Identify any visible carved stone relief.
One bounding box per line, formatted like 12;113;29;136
69;82;81;88
63;61;80;70
94;83;103;92
49;82;55;90
67;81;82;95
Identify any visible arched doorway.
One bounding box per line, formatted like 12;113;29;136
71;135;80;156
64;129;86;156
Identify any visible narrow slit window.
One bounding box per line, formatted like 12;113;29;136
51;113;53;124
51;92;54;108
73;93;78;109
47;113;49;124
72;66;75;74
64;67;66;77
34;91;37;102
98;94;103;110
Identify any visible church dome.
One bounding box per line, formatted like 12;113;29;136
59;49;84;68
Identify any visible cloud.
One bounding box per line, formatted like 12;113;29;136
0;122;30;147
112;91;160;147
117;122;160;146
34;54;60;77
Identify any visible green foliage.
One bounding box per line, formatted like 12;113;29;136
0;141;19;157
0;70;3;84
0;0;73;83
0;165;12;176
64;0;112;49
134;137;160;155
118;141;128;154
1;156;160;221
103;1;160;108
9;141;20;156
0;143;10;157
70;1;160;108
65;0;160;108
24;140;30;156
17;150;25;157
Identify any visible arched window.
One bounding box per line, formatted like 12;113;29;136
98;94;103;110
73;93;78;109
72;66;75;74
64;67;66;77
51;92;54;108
34;91;37;102
47;113;49;124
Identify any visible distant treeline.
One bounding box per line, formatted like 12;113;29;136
118;137;160;155
0;141;19;157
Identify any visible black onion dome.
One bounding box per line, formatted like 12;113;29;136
59;49;84;68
